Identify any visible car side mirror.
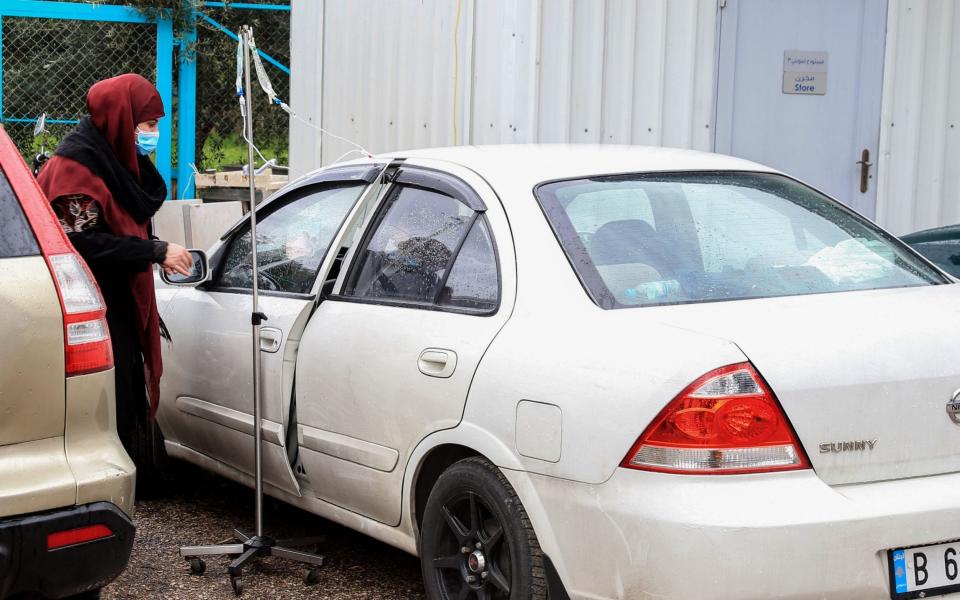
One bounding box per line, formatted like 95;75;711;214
160;249;210;286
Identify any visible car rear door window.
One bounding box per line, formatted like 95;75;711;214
216;183;363;294
438;217;499;311
0;167;40;258
343;185;473;303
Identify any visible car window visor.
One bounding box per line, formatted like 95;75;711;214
394;168;486;212
219;164;391;242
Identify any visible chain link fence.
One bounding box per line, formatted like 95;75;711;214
1;15;157;163
194;3;290;171
1;1;290;178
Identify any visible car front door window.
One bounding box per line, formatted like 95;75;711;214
217;183;364;294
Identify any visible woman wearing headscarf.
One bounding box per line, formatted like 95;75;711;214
38;73;192;478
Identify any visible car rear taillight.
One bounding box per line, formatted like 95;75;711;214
47;524;114;550
0;132;113;376
621;362;810;474
48;254;113;375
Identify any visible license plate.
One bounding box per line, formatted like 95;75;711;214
889;540;960;599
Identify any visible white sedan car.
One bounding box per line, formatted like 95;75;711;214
156;145;960;600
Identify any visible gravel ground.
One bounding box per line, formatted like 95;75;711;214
102;462;425;599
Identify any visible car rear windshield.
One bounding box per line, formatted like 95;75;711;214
0;166;40;258
535;171;946;309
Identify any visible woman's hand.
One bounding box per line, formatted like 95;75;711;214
162;243;193;276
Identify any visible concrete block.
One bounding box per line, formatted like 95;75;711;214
152;200;200;248
185;202;244;251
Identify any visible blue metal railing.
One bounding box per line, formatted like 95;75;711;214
202;2;290;12
197;11;290;75
2;117;80;125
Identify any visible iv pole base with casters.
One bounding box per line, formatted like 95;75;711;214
178;25;326;597
179;528;326;595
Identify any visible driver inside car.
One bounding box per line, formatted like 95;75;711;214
372;236;452;300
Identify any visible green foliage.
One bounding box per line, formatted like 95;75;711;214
200;130;287;168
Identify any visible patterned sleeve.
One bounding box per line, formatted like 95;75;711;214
51;194;167;269
52;194;101;234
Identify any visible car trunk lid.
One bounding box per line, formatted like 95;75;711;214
652;284;960;485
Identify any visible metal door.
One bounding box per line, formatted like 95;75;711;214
714;0;887;217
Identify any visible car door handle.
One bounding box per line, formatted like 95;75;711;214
418;348;457;378
260;327;283;353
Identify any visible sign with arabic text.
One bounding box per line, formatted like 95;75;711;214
783;50;828;95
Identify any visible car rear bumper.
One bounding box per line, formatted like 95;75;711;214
65;369;137;516
0;501;134;600
0;370;136;521
510;468;960;600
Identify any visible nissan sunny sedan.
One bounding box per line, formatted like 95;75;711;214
155;145;960;600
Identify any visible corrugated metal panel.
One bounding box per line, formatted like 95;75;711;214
289;0;717;177
288;0;323;176
876;0;960;234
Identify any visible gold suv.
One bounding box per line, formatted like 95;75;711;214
0;126;135;599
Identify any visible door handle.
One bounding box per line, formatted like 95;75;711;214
260;327;283;353
857;148;873;193
418;348;457;378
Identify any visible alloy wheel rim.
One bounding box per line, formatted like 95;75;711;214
431;491;512;600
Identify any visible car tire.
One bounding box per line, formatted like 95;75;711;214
65;588;101;599
420;456;547;600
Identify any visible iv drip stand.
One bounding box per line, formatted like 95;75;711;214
178;25;326;597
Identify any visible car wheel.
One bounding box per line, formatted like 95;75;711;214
420;456;547;600
65;588;101;599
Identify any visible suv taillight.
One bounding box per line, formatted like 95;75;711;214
0;130;113;376
621;362;809;474
47;253;113;375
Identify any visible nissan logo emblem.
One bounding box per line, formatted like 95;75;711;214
948;389;960;425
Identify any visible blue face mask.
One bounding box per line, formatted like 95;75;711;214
135;129;160;156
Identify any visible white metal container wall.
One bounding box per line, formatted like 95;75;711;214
289;0;718;177
291;1;957;234
875;0;960;234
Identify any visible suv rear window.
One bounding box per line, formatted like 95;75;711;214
536;172;946;309
0;167;40;258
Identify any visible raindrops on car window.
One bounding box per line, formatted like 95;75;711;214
218;185;363;294
439;217;499;311
537;172;943;308
346;186;473;303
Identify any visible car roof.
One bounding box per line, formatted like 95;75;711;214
379;144;778;188
900;223;960;244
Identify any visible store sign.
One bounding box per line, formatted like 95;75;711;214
783;50;828;95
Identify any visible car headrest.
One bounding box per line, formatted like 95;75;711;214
590;219;659;266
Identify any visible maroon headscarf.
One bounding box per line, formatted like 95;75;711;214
38;74;166;418
88;74;165;179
